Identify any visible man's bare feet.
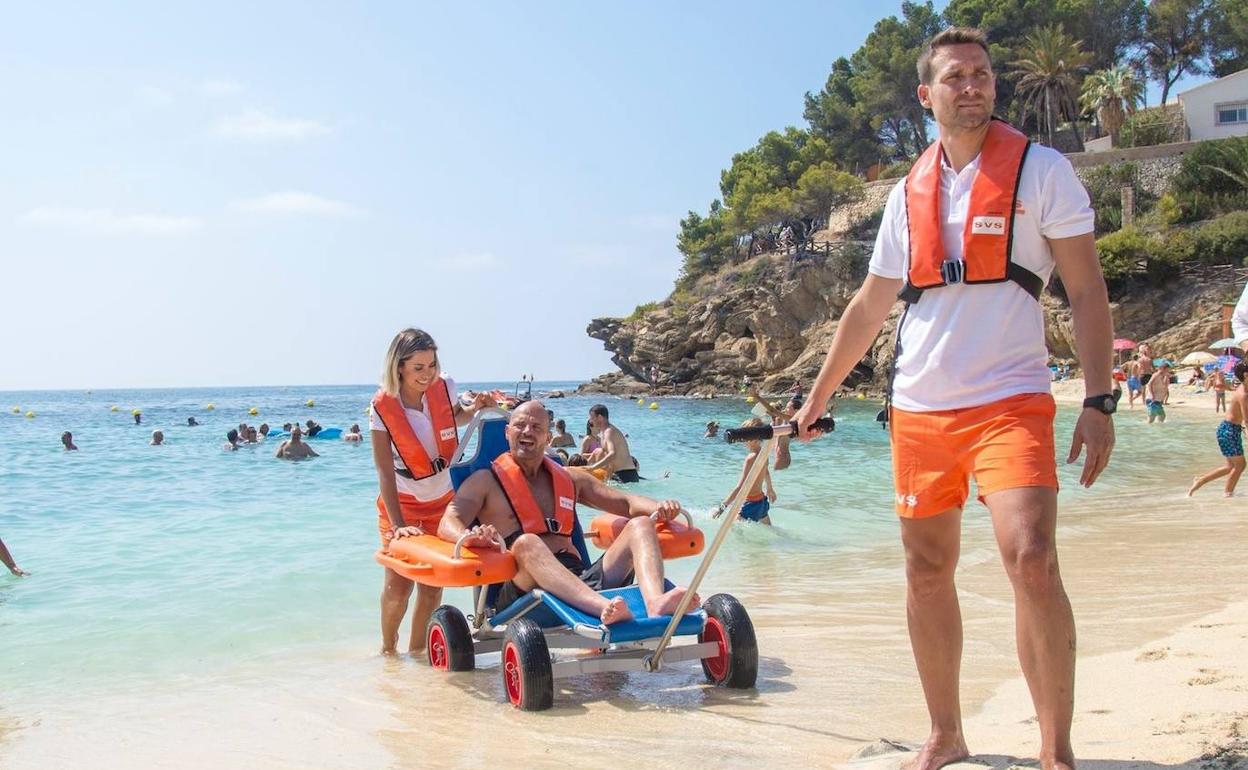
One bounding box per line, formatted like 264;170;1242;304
901;733;969;770
600;596;634;625
645;586;700;617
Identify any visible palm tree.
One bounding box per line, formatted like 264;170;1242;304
1011;25;1091;149
1203;138;1248;191
1080;65;1146;147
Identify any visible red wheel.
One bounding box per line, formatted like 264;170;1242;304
425;605;474;671
427;624;448;670
503;642;523;706
699;616;730;683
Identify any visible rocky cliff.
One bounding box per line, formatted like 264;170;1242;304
579;247;1234;397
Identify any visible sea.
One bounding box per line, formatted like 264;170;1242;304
0;382;1243;769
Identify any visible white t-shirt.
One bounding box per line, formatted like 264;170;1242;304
1232;282;1248;348
869;143;1094;411
369;376;457;501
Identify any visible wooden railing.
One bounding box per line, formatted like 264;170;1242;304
1177;262;1248;284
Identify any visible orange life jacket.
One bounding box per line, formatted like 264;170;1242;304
491;452;577;537
899;119;1043;305
370;379;458;480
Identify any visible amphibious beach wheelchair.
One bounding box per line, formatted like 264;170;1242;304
375;409;831;710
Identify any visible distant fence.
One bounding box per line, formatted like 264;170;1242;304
1177;262;1248;284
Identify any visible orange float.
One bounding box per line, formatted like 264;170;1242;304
588;512;704;559
569;466;610;482
375;533;517;587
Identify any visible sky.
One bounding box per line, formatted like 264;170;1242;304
0;2;1211;391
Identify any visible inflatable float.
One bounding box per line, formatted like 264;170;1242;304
588;512;704;559
376;532;516;587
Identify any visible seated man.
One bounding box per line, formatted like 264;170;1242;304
439;401;694;625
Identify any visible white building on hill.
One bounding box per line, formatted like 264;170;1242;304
1178;68;1248;141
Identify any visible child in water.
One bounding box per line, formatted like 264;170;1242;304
713;417;777;525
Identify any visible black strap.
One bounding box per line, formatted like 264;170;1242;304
897;263;1043;306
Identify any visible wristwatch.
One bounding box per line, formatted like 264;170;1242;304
1082;394;1118;415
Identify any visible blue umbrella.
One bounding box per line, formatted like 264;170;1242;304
1216;354;1241;374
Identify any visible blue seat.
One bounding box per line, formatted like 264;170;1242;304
451;414;703;642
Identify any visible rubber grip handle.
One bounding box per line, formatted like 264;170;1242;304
723;416;835;443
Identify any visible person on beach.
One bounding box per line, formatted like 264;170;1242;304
1146;362;1170;424
344;424;364;443
792;27;1114;770
704;420;720;438
223;429;241;451
0;536;28;577
370;327;494;656
1210;369;1227;412
749;386;803;470
550;419;576;448
61;431;78;451
275;424;319;459
440;401;695;625
1123;357;1143;409
585;405;639;482
1188;363;1248;497
1138;342;1155;389
150;430;165;446
713;417;777;525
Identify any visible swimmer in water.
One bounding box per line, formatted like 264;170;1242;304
150;430;165;446
223;429;241;451
187;417;199;427
258;423;270;438
276;424;319;460
62;431;78;451
343;423;364;443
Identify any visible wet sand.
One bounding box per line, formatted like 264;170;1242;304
2;382;1245;769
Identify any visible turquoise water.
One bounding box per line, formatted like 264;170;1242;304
0;382;1220;711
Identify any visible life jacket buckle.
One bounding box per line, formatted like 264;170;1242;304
941;259;966;285
432;457;448;473
545;518;562;534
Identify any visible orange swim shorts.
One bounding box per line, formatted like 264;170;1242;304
888;392;1058;519
377;491;453;548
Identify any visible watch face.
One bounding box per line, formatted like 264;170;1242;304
1103;396;1117;414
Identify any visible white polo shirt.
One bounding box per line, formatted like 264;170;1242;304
869;143;1094;412
369;376;457;501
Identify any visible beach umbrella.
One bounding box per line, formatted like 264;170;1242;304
1217;354;1241;374
1180;350;1217;366
1207;337;1242;351
1112;338;1136;351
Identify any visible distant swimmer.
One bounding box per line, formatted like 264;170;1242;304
223;429;241;451
259;423;270;438
0;535;28;577
244;426;259;443
1189;362;1248;498
61;431;78;451
714;418;776;525
187;417;199;427
550;419;576;448
282;422;293;433
343;424;364;443
276;424;319;460
150;430;165;446
134;412;142;425
305;419;323;438
584;404;638;483
704;421;719;438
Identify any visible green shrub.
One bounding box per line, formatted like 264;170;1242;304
626;301;660;322
1194;211;1248;266
1118;106;1185;148
1169;137;1248;222
1081;162;1157;235
1096;227;1155;281
846;206;885;241
878;161;913;180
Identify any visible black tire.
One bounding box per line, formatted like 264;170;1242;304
699;593;758;688
502;618;554;710
427;605;475;672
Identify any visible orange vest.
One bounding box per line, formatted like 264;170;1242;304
491;453;577;537
371;379;458;480
900;119;1042;304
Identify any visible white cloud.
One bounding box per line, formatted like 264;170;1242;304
19;207;202;235
213;110;331;141
230;191;364;218
202;80;244;97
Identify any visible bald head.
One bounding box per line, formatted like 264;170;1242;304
507;400;551;465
